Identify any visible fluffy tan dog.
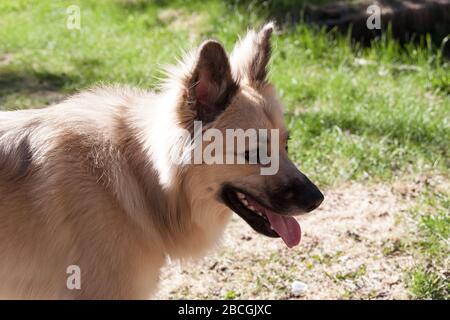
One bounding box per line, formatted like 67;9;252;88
0;23;323;299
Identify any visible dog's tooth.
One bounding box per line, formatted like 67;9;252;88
242;199;248;206
237;192;245;200
248;205;255;211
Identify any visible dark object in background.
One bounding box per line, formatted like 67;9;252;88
280;0;450;55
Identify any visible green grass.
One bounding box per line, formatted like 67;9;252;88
407;185;450;299
409;268;449;300
0;0;449;299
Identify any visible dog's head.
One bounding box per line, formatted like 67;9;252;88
171;23;323;248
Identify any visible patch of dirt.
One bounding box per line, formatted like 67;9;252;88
155;182;417;300
0;53;14;67
157;9;206;41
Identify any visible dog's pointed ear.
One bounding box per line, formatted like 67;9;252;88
187;40;237;124
230;22;274;86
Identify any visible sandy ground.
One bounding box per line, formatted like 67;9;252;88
155;182;417;300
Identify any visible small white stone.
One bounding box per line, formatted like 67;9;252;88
291;280;308;296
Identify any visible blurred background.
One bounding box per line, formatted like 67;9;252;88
0;0;448;299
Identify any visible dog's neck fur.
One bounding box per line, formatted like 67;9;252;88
117;87;230;261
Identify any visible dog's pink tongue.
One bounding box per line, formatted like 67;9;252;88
265;211;301;248
246;197;301;248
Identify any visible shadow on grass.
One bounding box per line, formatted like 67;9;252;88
0;56;105;104
116;0;170;12
0;70;81;109
0;70;78;96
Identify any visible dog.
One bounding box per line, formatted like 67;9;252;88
0;23;323;299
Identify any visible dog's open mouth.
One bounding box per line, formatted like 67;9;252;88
221;186;301;248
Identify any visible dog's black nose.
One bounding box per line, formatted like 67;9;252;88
305;188;324;212
290;174;324;213
267;169;325;214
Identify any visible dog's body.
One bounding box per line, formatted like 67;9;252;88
0;24;323;299
0;87;233;299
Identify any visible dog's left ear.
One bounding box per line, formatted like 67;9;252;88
187;40;237;124
230;22;274;86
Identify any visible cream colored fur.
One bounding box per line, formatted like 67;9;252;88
0;23;287;299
